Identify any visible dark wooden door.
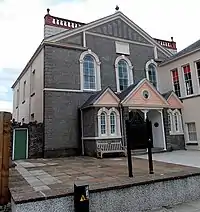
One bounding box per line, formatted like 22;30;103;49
126;111;153;150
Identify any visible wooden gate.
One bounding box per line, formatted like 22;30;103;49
0;112;11;205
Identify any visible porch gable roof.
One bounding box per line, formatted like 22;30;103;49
121;79;169;108
81;87;119;109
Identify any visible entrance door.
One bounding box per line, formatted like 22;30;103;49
127;111;152;150
13;129;28;160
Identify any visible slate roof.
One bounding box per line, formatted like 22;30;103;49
161;90;173;100
118;81;140;101
160;39;200;65
81;86;117;109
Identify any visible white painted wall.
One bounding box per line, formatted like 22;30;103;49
157;50;200;96
158;50;200;149
12;49;44;123
182;96;200;148
148;110;165;149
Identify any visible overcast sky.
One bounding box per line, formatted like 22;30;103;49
0;0;200;112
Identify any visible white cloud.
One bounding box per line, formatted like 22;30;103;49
1;0;200;112
0;100;12;112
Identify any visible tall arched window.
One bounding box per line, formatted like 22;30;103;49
110;112;116;135
118;60;129;91
146;59;158;89
100;112;106;135
80;49;101;91
83;55;96;90
115;55;133;92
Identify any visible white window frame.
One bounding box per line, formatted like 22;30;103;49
31;69;35;95
97;107;121;137
79;49;101;91
186;122;198;143
167;109;183;135
171;68;181;97
97;107;109;137
108;107;121;137
167;109;173;134
115;55;133;92
23;81;26;102
145;59;158;89
182;64;194;96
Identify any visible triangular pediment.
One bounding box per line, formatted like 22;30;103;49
122;79;169;108
88;18;150;44
45;12;172;57
94;88;120;106
167;92;183;109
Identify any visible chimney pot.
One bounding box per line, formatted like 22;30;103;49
47;8;50;15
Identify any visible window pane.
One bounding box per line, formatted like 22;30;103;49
118;60;129;91
174;113;179;131
83;55;96;90
187;122;197;141
171;69;181;97
168;113;172;132
110;112;116;134
183;65;193;95
148;64;157;88
100;113;106;135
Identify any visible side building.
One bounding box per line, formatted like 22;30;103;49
158;39;200;150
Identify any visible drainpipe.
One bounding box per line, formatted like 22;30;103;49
80;108;84;156
119;103;125;147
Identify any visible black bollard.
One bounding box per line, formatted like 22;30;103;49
147;139;154;174
126;120;133;177
74;184;89;212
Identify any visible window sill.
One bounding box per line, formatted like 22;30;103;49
169;132;184;136
22;100;25;104
83;89;97;92
31;92;35;97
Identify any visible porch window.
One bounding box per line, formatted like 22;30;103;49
187;122;197;142
183;64;193;95
118;59;129;91
110;112;116;135
100;112;106;135
167;110;173;133
171;69;181;97
167;109;183;135
97;107;121;137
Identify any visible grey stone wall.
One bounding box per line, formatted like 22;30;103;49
163;109;185;150
11;121;44;159
44;45;82;90
84;140;97;156
56;33;83;46
44;91;94;157
12;175;200;212
82;108;96;137
89;18;151;44
86;34;154;91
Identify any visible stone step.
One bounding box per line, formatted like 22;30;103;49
132;148;165;156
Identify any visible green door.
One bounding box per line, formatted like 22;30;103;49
14;129;27;160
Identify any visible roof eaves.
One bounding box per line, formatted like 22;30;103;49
160;47;200;67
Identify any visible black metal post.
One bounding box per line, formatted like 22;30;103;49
147;139;154;174
126;120;133;177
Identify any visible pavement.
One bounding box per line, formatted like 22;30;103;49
150;200;200;211
136;150;200;168
136;150;200;211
